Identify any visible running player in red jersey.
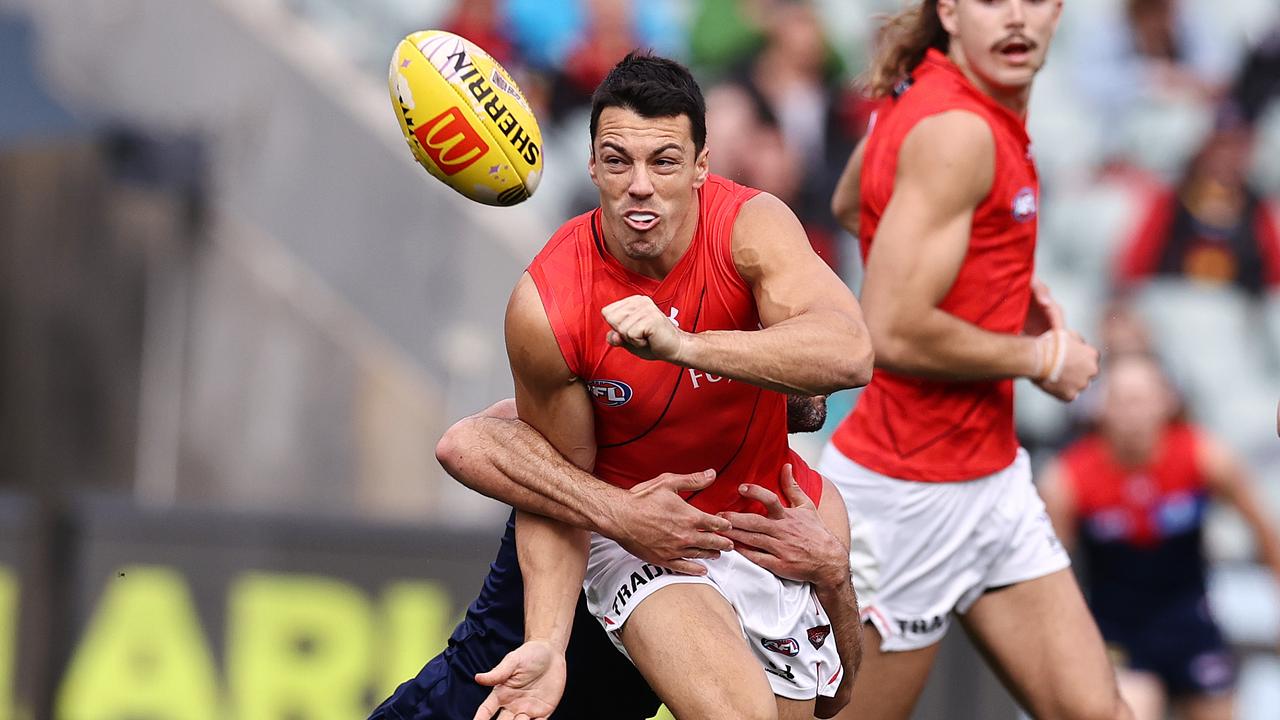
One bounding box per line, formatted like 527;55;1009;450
476;53;873;720
823;1;1129;719
1039;353;1280;720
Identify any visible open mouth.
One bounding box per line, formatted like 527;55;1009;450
996;37;1035;63
623;210;659;232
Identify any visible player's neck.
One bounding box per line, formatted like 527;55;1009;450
946;48;1032;118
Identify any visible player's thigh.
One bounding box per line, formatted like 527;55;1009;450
1175;693;1234;720
959;568;1131;720
1116;669;1167;720
831;622;941;720
620;582;778;720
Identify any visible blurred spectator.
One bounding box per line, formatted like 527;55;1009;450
551;0;644;120
1099;300;1154;357
729;0;862;248
1228;24;1280;125
1115;121;1280;296
441;0;518;68
1075;0;1236;160
1039;353;1280;720
688;0;772;78
504;0;683;87
706;81;840;270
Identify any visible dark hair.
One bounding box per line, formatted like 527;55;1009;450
863;0;949;97
589;51;707;153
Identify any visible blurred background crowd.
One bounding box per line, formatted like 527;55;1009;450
2;0;1280;718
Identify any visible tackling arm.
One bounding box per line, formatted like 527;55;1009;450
436;401;733;575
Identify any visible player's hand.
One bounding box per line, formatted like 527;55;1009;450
1023;277;1065;336
473;640;566;720
1033;329;1099;402
604;470;734;576
602;295;689;363
717;464;850;591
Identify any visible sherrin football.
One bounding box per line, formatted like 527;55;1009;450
389;31;543;206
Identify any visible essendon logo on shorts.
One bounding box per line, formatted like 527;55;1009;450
761;637;799;657
414;107;488;175
807;624;831;650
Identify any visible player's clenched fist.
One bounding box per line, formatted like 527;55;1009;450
1032;329;1099;402
602;295;688;362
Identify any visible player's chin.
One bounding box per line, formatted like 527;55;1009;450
621;237;662;259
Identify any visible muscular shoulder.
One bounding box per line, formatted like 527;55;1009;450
730;192;809;283
505;273;575;385
896;110;995;209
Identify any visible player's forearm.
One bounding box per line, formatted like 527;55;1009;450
675;310;873;395
437;415;626;533
814;578;862;718
872;306;1040;381
516;510;589;651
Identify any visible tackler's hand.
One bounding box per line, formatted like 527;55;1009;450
717;464;850;591
607;469;734;576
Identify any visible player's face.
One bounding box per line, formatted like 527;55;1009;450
589;107;710;267
1101;358;1175;446
939;0;1063;103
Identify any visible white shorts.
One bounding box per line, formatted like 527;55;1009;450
582;533;842;700
818;445;1070;652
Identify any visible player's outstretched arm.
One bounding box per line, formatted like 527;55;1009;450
604;192;874;396
436;402;732;575
1200;433;1280;583
859;110;1097;398
474;275;598;720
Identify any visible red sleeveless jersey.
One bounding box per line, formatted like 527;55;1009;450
1060;424;1207;547
830;49;1039;482
526;175;822;515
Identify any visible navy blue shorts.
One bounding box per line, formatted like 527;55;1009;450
370;513;660;719
1098;595;1236;698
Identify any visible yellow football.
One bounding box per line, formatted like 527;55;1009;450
389;30;543;206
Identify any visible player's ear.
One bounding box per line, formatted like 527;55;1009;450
1049;0;1064;33
587;143;600;186
937;0;958;35
692;146;710;189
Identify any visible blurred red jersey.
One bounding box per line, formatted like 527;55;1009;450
527;175;822;514
831;49;1039;482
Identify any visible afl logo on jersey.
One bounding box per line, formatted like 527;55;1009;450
588;379;632;407
1011;187;1038;223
